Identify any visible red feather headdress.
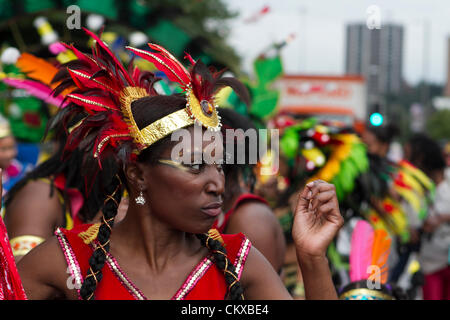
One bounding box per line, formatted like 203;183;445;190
51;28;249;165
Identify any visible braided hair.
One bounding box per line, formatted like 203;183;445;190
79;174;123;300
196;233;244;300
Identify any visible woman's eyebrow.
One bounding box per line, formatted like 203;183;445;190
179;151;204;164
158;159;190;172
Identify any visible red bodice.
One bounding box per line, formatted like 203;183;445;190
55;224;251;300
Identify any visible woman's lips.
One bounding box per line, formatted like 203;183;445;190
201;202;223;217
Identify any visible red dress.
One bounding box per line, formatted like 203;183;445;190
55;224;252;300
0;216;27;300
212;193;268;233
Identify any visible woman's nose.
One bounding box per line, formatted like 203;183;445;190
204;165;225;196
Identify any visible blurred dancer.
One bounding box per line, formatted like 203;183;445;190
213;107;286;273
407;134;450;300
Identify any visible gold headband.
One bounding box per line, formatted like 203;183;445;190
339;288;394;300
119;85;221;152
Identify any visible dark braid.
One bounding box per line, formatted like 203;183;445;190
79;175;123;300
196;233;244;300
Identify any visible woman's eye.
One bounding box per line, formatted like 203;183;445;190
182;163;202;172
186;163;223;173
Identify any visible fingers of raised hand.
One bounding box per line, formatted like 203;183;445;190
306;179;336;201
310;190;336;212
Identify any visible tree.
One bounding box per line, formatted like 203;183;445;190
426;109;450;141
0;0;241;73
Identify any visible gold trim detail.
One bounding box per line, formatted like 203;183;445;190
138;109;194;147
78;223;101;244
339;288;394;300
186;87;220;131
207;228;224;245
10;235;45;257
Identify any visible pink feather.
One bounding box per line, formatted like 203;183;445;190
2;77;67;108
349;220;375;282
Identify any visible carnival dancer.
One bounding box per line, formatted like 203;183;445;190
406;134;450;300
9;29;344;300
3;125;126;261
361;125;434;292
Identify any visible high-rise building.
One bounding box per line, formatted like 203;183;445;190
345;23;404;107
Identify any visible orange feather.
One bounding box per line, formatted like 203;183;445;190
16;53;59;87
370;229;391;284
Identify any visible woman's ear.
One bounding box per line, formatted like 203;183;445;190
125;162;146;191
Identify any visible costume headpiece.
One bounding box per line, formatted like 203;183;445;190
49;28;247;162
277;117;369;201
339;220;394;300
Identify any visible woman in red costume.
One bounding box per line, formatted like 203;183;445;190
5;29;343;300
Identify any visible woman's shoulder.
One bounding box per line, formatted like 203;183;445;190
233;193;268;210
214;230;252;275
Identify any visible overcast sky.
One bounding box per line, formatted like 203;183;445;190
225;0;450;86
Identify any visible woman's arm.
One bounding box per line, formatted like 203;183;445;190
4;180;63;261
242;180;343;299
17;237;75;300
241;245;292;300
291;180;344;299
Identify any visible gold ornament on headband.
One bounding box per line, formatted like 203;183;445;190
185;85;221;131
125;44;227;150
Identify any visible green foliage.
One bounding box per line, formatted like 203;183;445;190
426;109;450;141
0;0;241;72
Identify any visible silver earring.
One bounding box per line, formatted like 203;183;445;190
135;190;146;205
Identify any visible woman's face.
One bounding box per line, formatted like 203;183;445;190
137;125;225;234
0;136;17;169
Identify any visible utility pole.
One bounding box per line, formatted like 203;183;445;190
299;6;307;73
421;19;430;120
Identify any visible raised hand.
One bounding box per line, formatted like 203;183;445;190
292;180;344;258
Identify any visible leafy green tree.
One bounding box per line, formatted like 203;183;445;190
426;109;450;141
